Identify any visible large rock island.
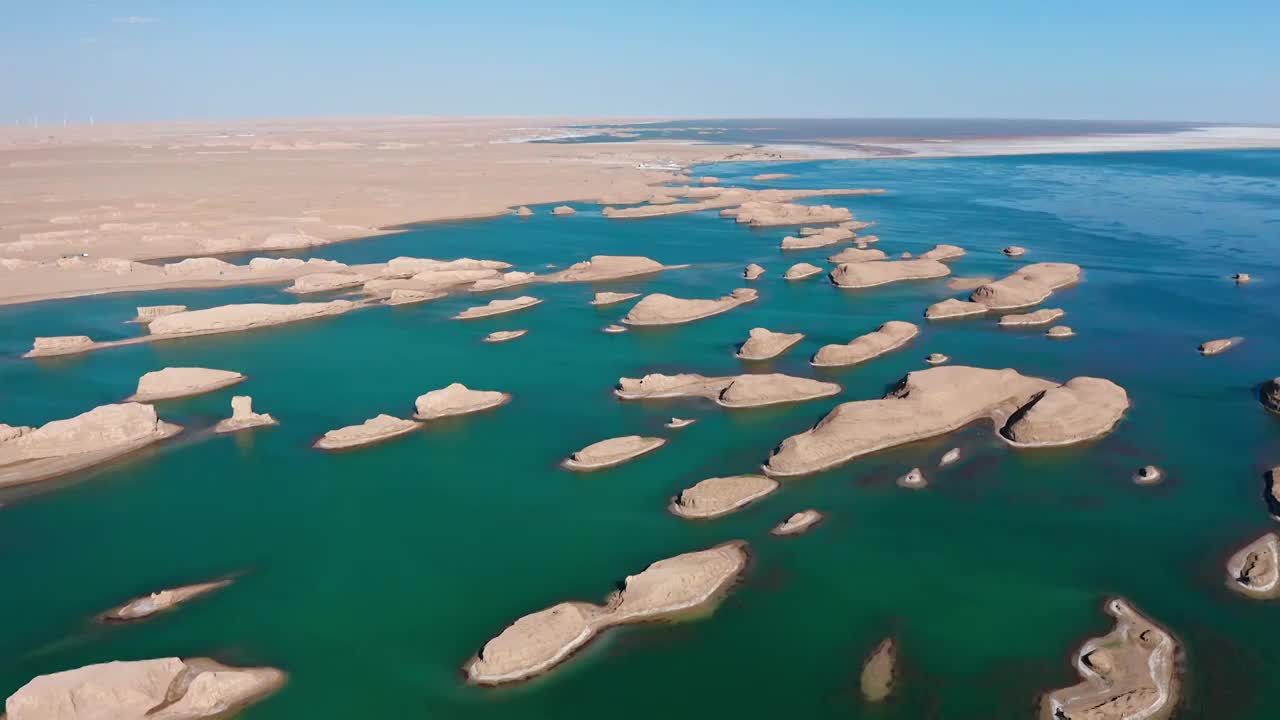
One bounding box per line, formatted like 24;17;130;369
811;321;917;367
670;475;779;519
829;259;951;288
622;288;757;326
128;367;245;402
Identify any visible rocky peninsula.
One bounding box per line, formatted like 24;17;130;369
128;367;246;402
1001;378;1128;446
314;414;420;450
562;435;666;470
1226;533;1280;599
622;288;757;326
829;259;951;288
617;372;839;408
464;542;747;685
737;328;805;360
670;475;779;519
454;296;542;319
100;578;233;622
811;321;918;367
413;383;510;420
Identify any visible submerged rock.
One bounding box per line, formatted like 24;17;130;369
999;308;1064;326
970;263;1080;310
128;367;245;402
783;262;824;281
590;292;640;306
1226;533;1280;600
829;259;951;288
454;296;542;320
214;396;277;433
1198;337;1242;355
1041;599;1179;720
751;173;792;181
562;435;665;470
483;330;527;343
925;298;988;320
743;263;765;280
101;579;233;622
771;509;823;536
622;288;757;326
896;468;927;489
603;324;628;333
670;475;779;519
1001;377;1129;447
1002;245;1026;257
811;321;918;367
617;372;839;409
737;328;805;361
861;638;896;702
464;542;747;685
314;414;419;451
413;383;510;420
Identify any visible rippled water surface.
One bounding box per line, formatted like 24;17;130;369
1;150;1278;719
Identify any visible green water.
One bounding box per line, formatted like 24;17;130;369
2;150;1278;719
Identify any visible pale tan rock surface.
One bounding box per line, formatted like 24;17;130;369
946;276;993;291
1199;337;1242;355
699;176;721;185
919;244;966;261
413;383;510;420
454;296;542;319
737;328;805;361
603;324;628;333
1263;379;1280;414
939;448;961;466
314;414;419;450
1040;599;1178;720
483;330;527;343
861;638;896;702
670;475;779;519
545;255;672;283
129;367;245;402
743;263;766;280
830;259;951;288
765;367;1127;476
381;257;512;276
470;271;537;292
925;353;950;365
827;247;887;264
811;321;918;367
771;509;823;536
999;308;1064;326
732;201;853;227
665;418;696;429
1226;533;1280;600
780;226;853;250
896;468;927;489
551;205;577;216
1003;245;1026;257
969;263;1080;309
4;657;285;720
213;396;277;433
751;173;793;181
515;206;533;217
24;335;95;357
603;188;879;220
1233;272;1251;283
1133;465;1163;484
784;262;824;281
464;542;747;685
285;272;370;294
622;288;757;326
1046;325;1075;338
925;298;988;320
562;435;666;471
590;292;640;306
617;373;839;409
149;301;357;337
385;288;445;306
131;305;187;323
101;579;233;622
1002;378;1129;447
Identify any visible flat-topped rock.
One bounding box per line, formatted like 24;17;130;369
590;292;640;306
1226;533;1280;599
1046;325;1075;338
484;330;527;343
0;403;181;488
999;308;1064;326
514;206;533;216
131;305;186;323
149;301;357;336
551;205;577;216
827;247;887;264
25;335;96;358
780;227;853;250
214;396;276;433
129;367;245;402
1003;245;1026;257
743;263;765;280
784;262;824;281
465;542;747;685
925;298;988;320
970;263;1080;309
1003;377;1129;446
830;259;951;288
771;509;823;536
314;414;419;450
545;255;672;283
737;328;805;361
670;475;779;519
926;353;950;365
1199;337;1242;355
385;288;445;306
5;657;285;720
285;272;369;294
861;638;896;702
731;201;853;227
101;579;233;622
1041;599;1178;720
454;296;542;319
811;321;918;367
413;383;509;420
470;271;536;292
919;244;965;261
622;288;757;326
616;372;839;409
1262;378;1280;414
562;435;665;470
765;367;1127;476
946;276;993;291
603;324;627;333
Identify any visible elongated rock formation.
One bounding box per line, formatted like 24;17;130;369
919;244;966;261
4;657;285;720
969;263;1080;310
827;247;886;264
617;373;839;409
743;263;765;280
1199;337;1243;356
670;475;779;519
811;321;918;367
1040;599;1179;720
0;403;181;488
562;435;665;470
730;201;852;227
830;259;951;288
413;383;509;420
861;638;896;703
101;579;233;622
314;414;419;450
925;298;987;320
780;227;853;250
464;542;747;684
149;301;357;336
470;271;537;292
765;367;1128;476
545;255;672;283
784;262;824;280
771;509;823;536
622;288;757;326
131;305;187;323
946;276;992;291
483;330;527;343
999;308;1065;326
737;328;805;361
590;292;640;306
454;296;542;320
285;272;370;294
1226;533;1280;599
24;335;94;357
128;367;245;402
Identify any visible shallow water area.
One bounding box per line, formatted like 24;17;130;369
2;149;1279;719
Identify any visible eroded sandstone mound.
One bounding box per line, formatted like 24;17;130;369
616;373;839;409
454;296;542;320
743;263;765;280
969;263;1080;310
1002;378;1128;446
925;299;987;320
999;308;1064;326
545;255;671;283
131;305;186;323
622;288;757;326
413;383;510;420
483;330;527;343
285;272;370;294
561;435;666;470
101;579;233;622
129;367;245;402
861;638;896;703
830;259;951;288
784;262;824;281
827;247;887;264
551;205;577;216
148;301;357;336
464;542;747;684
670;475;779;519
1226;533;1280;600
590;292;640;306
811;321;918;367
780;227;853;250
24;335;94;357
771;509;823;536
919;244;965;261
314;414;420;450
946;276;993;291
1199;337;1243;355
470;271;536;292
737;328;805;361
1040;599;1178;720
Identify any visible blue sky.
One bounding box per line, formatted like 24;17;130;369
3;1;1277;123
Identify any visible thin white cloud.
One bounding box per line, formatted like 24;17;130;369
113;16;157;24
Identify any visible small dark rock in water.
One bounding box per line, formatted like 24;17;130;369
1233;272;1250;283
896;467;926;489
1133;465;1163;485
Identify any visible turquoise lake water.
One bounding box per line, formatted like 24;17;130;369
1;149;1278;719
